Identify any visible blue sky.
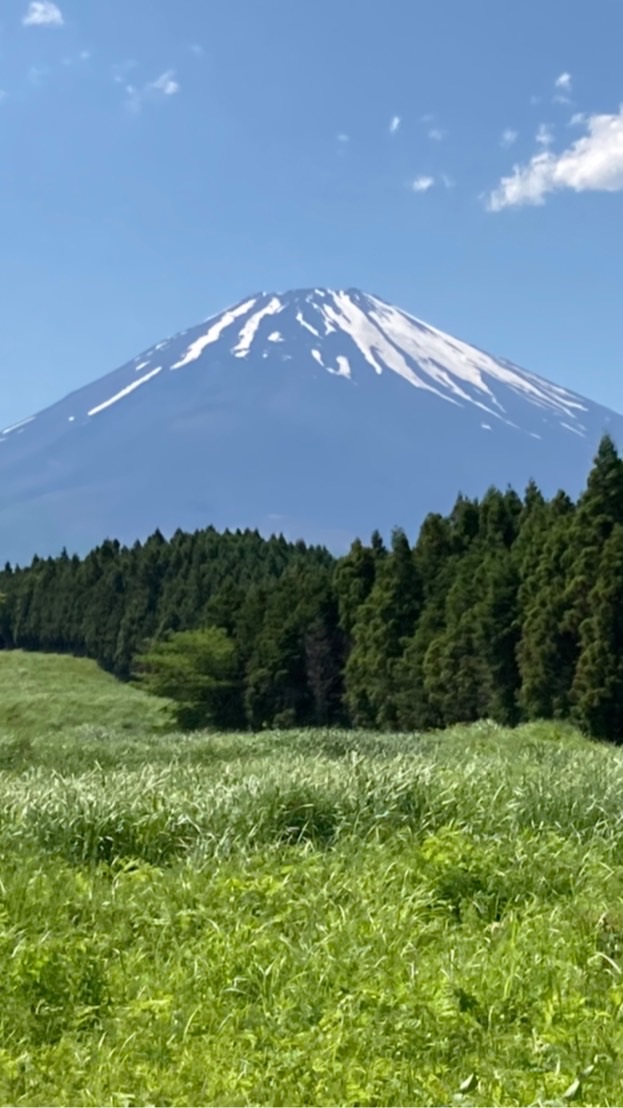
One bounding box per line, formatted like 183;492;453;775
2;0;623;427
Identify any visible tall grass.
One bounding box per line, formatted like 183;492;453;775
0;654;622;1104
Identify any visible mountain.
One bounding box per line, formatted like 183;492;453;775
1;287;621;565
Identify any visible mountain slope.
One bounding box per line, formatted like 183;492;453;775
0;287;620;564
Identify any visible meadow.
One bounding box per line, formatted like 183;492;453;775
0;654;622;1105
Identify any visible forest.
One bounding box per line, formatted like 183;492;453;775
1;433;623;743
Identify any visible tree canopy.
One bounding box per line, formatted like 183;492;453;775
3;436;623;743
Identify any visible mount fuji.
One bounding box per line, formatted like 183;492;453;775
1;287;621;565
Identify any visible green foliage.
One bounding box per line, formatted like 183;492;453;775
517;511;577;720
572;524;623;740
344;528;422;729
2;435;623;742
136;627;244;730
0;704;622;1103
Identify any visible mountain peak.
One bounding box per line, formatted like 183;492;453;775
153;286;587;433
0;287;619;564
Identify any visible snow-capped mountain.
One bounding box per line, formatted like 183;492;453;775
0;287;620;564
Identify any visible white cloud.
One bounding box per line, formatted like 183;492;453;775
570;111;586;126
337;132;350;144
389;115;401;135
536;123;554;147
428;127;445;141
125;69;180;112
553;72;573;105
487;104;623;211
151;70;179;96
23;1;63;26
412;175;435;192
501;128;518;148
440;173;455;189
189;43;204;57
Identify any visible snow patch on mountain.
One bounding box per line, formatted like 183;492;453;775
370;296;587;420
1;416;36;438
171;296;257;369
297;311;320;337
88;365;162;417
233;297;283;357
327;355;352;379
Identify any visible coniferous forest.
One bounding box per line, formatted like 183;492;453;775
2;434;623;743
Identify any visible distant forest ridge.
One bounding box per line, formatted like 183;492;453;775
2;434;623;741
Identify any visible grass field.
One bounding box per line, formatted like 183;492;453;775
0;653;623;1105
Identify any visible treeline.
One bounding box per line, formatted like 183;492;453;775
2;435;623;741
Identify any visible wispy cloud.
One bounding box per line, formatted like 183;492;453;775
189;43;204;57
389;115;401;135
501;128;518;149
419;112;445;140
0;90;7;104
23;1;63;26
125;69;180;112
112;60;137;84
487;104;623;211
569;112;586;126
62;49;91;67
151;71;179;96
536;123;554;147
553;71;573;105
410;173;454;193
337;132;350;144
412;175;435;193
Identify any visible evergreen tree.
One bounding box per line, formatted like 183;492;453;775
244;565;343;729
333;537;383;639
474;548;521;724
561;435;623;671
394;514;456;731
421;550;493;725
572;524;623;742
517;508;577;720
344;529;422;729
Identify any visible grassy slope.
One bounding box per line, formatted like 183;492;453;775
0;651;167;743
0;653;623;1105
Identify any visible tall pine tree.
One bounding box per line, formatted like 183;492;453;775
572;523;623;742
